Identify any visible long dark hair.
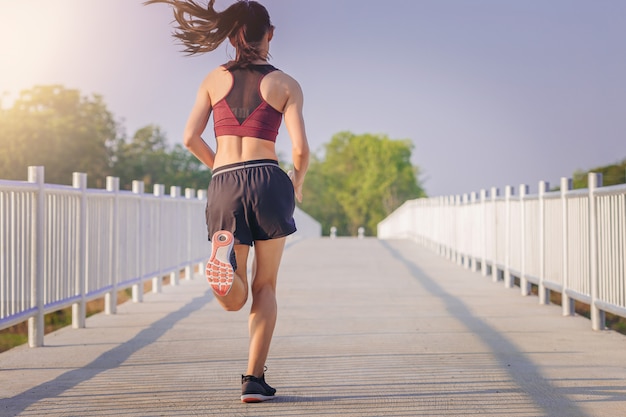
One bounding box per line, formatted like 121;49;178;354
145;0;273;66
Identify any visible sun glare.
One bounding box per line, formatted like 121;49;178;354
0;1;76;101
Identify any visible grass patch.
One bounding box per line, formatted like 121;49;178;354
0;327;28;352
521;280;626;336
0;277;161;353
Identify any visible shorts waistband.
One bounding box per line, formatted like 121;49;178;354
212;159;279;176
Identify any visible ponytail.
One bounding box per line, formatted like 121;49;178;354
146;0;273;66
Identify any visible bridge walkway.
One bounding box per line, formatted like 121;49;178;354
1;238;625;416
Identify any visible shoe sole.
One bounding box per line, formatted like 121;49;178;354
241;394;275;403
206;231;235;296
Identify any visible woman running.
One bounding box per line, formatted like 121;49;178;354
146;0;310;403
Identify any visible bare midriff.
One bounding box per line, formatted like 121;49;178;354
213;135;278;169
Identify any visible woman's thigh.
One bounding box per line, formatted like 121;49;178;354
251;237;287;292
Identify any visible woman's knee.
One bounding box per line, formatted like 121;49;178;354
221;293;248;311
218;278;249;311
251;280;276;299
223;301;246;312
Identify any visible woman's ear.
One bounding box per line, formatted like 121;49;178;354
267;26;274;42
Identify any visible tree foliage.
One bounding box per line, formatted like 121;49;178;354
1;86;426;228
110;124;168;189
111;124;211;192
299;131;425;236
0;85;119;187
0;85;211;193
572;159;626;189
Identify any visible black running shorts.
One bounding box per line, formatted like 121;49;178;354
206;159;297;246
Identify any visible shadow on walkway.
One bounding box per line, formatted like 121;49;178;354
0;288;212;416
381;240;591;417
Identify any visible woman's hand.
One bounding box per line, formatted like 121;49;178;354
288;170;303;203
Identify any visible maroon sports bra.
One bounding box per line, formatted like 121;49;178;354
213;63;283;143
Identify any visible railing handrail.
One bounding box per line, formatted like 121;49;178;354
378;172;626;331
1;166;322;348
0;166;210;346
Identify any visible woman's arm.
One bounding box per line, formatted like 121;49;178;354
283;76;310;202
183;74;216;170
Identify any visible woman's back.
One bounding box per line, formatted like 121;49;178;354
202;61;305;169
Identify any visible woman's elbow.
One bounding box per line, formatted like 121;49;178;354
183;132;196;150
293;141;310;159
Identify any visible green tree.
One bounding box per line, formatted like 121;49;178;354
296;154;349;235
572;159;626;189
300;131;425;236
111;125;212;192
111;124;168;190
162;143;212;192
0;85;119;186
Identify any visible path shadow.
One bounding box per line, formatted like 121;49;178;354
381;239;591;417
0;288;212;416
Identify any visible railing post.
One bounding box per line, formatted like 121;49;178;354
452;194;461;265
441;197;447;263
480;189;487;276
442;196;449;258
170;186;181;286
72;172;88;329
538;181;550;305
433;198;438;253
461;194;469;269
504;185;513;288
448;196;454;261
519;184;531;296
490;187;498;281
105;176;120;315
184;188;196;280
27;166;45;347
589;172;605;330
470;192;478;273
561;177;575;316
132;181;145;303
153;184;165;293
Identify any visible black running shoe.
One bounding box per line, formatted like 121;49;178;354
241;374;276;403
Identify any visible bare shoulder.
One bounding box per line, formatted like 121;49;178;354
203;65;231;85
266;69;303;98
203;65;232;101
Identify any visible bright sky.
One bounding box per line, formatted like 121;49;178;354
1;0;625;196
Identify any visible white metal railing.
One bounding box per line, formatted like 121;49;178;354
378;172;626;330
0;166;210;347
